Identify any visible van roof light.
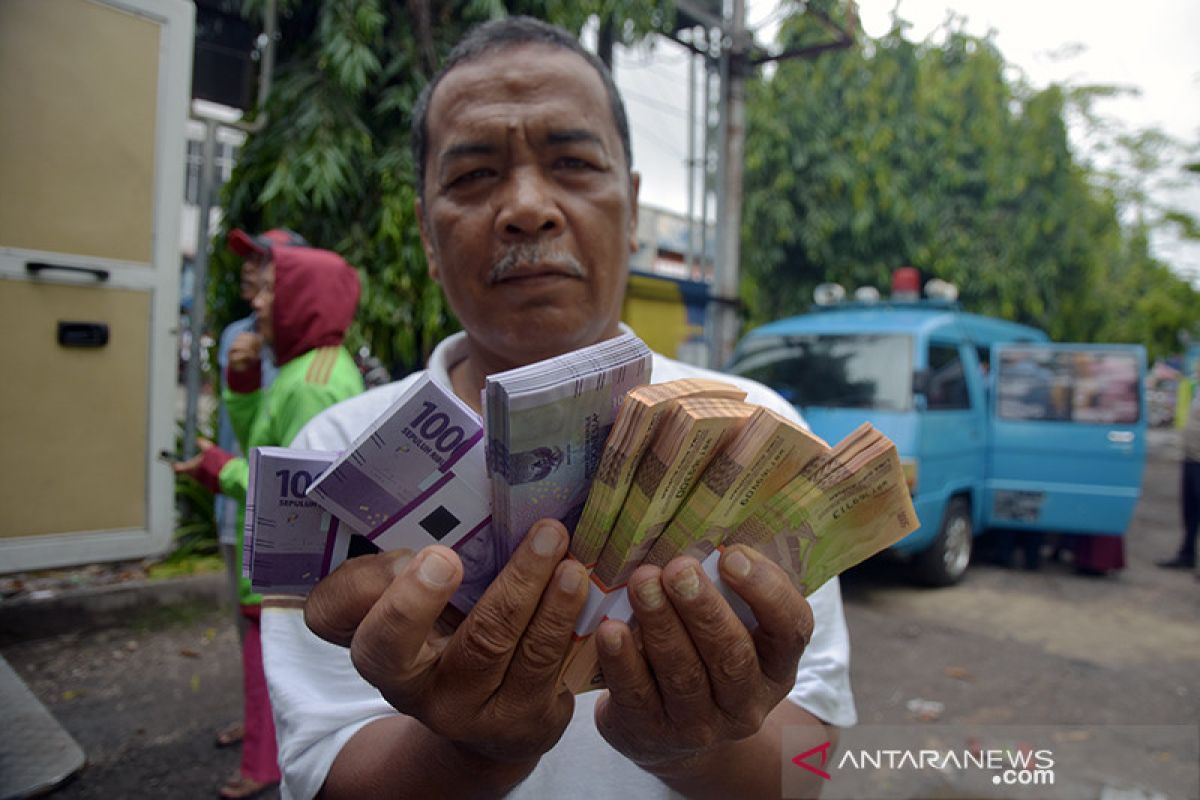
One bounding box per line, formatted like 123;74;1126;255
892;267;921;301
814;283;846;306
925;278;959;302
854;286;881;303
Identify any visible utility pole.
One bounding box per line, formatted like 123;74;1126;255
668;0;856;368
709;0;749;369
183;114;219;459
699;35;713;325
685;34;697;278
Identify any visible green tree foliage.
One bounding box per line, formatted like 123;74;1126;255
212;0;671;375
741;8;1200;360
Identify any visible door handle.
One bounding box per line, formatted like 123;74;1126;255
27;261;110;282
58;321;109;348
1107;431;1135;443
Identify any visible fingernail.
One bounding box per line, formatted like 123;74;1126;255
671;566;701;600
599;626;623;655
531;523;562;557
724;550;753;579
418;552;455;587
559;563;583;594
635;577;665;609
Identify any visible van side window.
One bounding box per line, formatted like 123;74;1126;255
996;348;1141;424
927;343;970;410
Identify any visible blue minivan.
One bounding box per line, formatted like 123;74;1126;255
726;292;1147;585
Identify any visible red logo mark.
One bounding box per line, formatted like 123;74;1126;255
792;740;833;780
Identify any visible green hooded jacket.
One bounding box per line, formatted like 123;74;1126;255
196;244;364;604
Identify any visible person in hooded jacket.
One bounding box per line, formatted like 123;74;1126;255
176;237;364;798
210;229;291;753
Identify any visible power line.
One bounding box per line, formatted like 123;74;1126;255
631;120;689;160
620;86;691;119
748;1;792;34
618;46;692;68
619;57;701;85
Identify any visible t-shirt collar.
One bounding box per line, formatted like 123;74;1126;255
425;323;639;389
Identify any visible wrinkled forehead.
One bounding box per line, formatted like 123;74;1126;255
425;43;620;154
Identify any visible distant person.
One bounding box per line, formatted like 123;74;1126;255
175;232;364;799
1159;363;1200;570
210;230;294;750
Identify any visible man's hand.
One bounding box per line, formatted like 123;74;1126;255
172;437;214;478
305;519;589;769
228;332;262;373
592;544;813;773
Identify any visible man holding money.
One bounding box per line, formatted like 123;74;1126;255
263;16;856;799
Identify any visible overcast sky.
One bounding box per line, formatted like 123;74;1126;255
609;0;1200;281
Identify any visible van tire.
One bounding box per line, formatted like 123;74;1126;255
913;497;972;586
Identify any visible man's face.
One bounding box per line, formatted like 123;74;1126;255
252;262;275;345
239;256;265;302
417;43;640;368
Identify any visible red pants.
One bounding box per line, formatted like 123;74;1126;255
240;604;280;783
1071;534;1125;573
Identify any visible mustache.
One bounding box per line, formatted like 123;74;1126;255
488;243;586;284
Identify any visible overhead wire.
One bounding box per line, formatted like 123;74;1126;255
630;117;690;162
617;44;693;68
620;85;691;119
749;1;794;33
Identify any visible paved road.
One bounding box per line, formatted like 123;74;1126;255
839;427;1199;798
4;605;252;799
3;431;1197;798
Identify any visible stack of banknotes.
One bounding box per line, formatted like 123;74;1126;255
558;383;918;692
484;332;653;563
242;332;918;693
242;447;341;596
244;332;652;611
304;375;497;611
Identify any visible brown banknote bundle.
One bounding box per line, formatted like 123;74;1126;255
558;380;918;694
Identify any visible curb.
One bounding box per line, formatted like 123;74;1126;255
0;573;231;646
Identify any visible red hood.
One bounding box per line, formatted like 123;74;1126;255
270;246;361;365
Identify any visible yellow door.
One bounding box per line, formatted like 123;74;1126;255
0;0;193;570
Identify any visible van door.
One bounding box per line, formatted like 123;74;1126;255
985;343;1146;535
0;0;193;570
920;339;988;519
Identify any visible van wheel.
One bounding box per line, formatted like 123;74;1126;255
913;497;972;586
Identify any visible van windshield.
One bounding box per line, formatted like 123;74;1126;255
728;334;913;410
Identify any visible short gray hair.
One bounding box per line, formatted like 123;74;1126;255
410;16;633;201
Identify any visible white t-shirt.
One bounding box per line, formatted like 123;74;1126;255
264;331;858;799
